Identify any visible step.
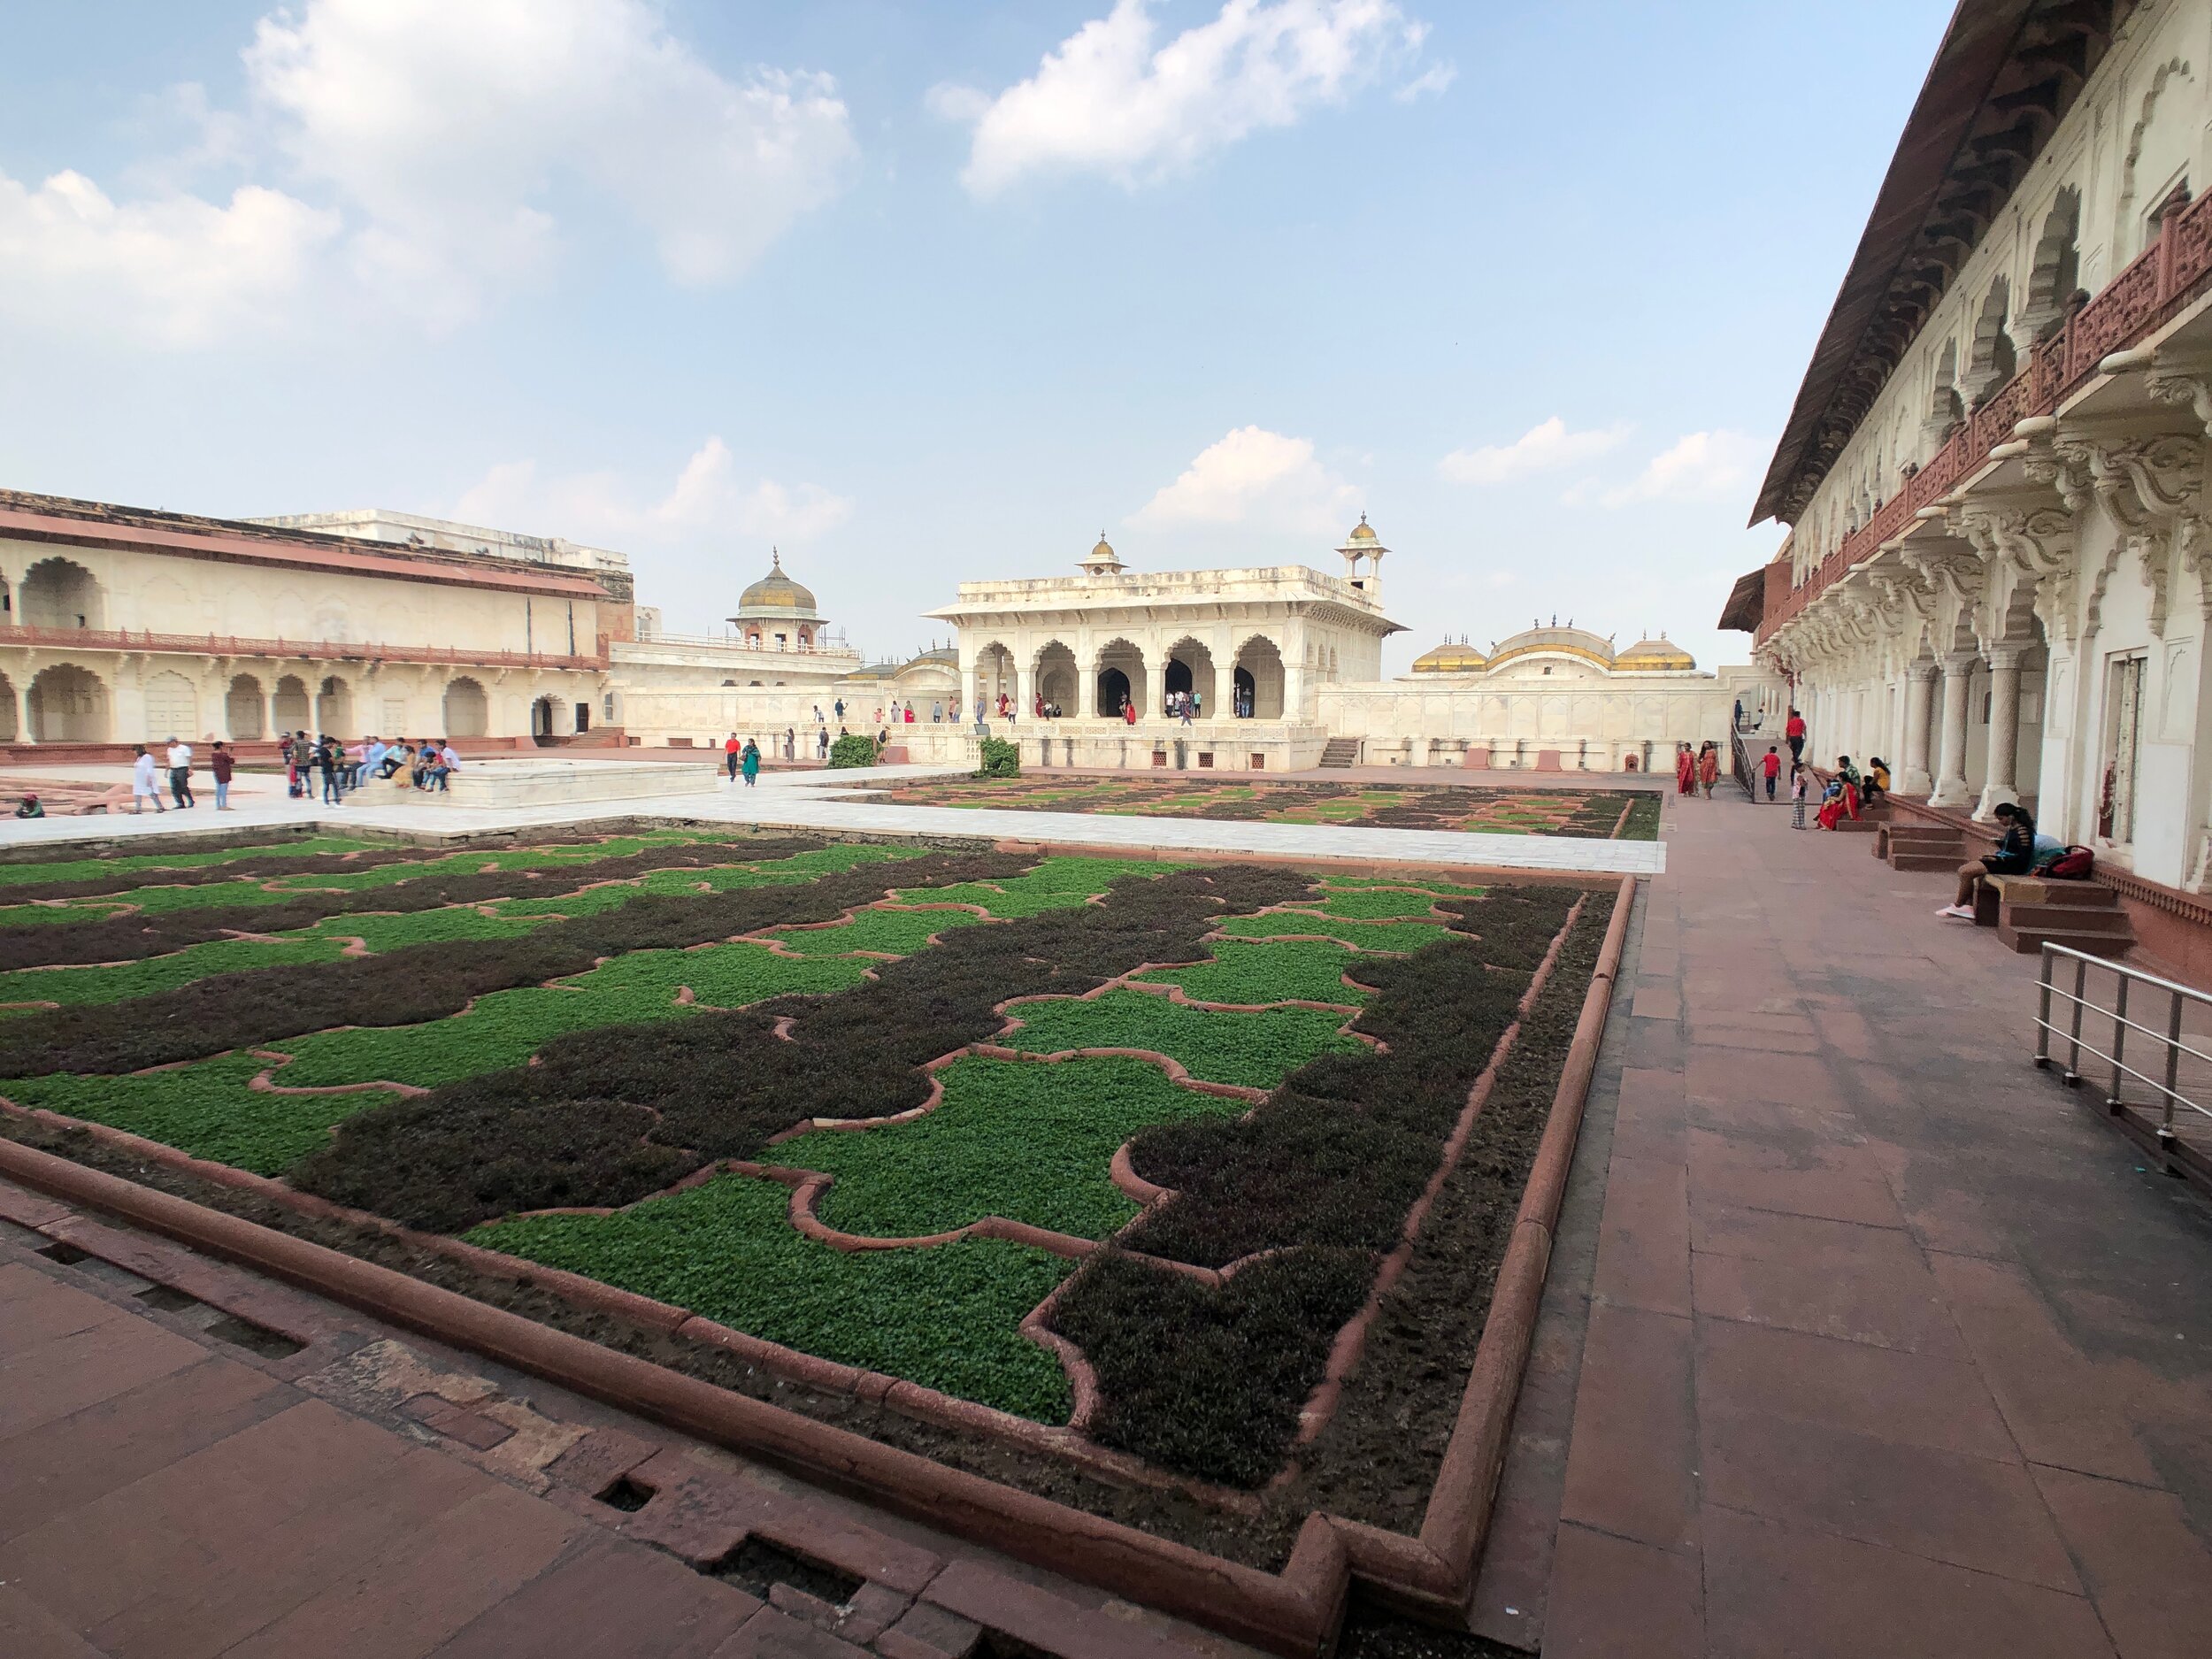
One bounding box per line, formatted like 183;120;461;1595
2001;902;2132;934
1987;876;2117;908
1832;816;1880;832
1886;826;1965;846
1891;851;1964;872
1997;922;2136;957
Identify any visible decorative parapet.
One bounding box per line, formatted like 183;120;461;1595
1759;188;2212;645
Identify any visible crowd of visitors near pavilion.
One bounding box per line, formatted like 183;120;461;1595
122;733;462;812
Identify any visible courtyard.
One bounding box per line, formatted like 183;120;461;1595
0;821;1620;1589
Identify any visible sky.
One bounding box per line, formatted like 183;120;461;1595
0;0;1954;675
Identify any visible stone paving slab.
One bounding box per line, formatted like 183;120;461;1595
0;1195;1262;1659
1529;788;2212;1658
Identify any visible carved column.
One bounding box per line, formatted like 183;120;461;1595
1900;662;1937;794
1930;651;1978;809
11;673;30;746
1975;644;2026;819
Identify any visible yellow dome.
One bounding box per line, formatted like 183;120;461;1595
1079;532;1125;572
734;550;818;617
1617;636;1697;671
1412;640;1488;674
1347;514;1379;542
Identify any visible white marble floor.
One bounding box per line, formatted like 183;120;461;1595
0;758;1665;875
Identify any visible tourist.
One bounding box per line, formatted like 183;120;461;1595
438;739;461;783
813;704;823;725
1814;770;1860;830
1785;707;1807;764
725;732;741;783
129;745;166;814
1123;696;1137;727
817;726;829;759
833;698;845;721
1697;741;1719;798
1179;693;1193;726
316;736;343;805
1789;762;1809;828
1863;756;1891;806
211;741;235;810
1835;755;1862;791
741;737;761;787
13;792;42;818
1674;742;1695;798
1033;690;1045;718
784;726;795;760
878;726;889;749
1939;802;2037;920
932;700;943;723
973;695;985;724
374;742;406;781
1761;744;1781;801
1191;690;1202;718
166;734;196;809
904;703;916;724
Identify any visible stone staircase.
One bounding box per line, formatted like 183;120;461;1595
1881;821;1968;872
1318;737;1361;769
1980;875;2136;957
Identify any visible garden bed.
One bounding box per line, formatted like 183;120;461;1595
0;823;1628;1649
856;774;1662;838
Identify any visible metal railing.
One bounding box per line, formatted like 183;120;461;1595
2035;943;2212;1164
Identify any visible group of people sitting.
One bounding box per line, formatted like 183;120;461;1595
280;732;459;803
1791;753;1892;829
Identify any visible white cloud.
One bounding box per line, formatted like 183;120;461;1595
1133;425;1360;532
1439;417;1628;487
453;439;853;549
0;0;855;347
1599;430;1764;506
0;168;338;348
246;0;856;311
1394;61;1456;102
936;0;1431;196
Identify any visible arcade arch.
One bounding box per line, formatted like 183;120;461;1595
444;676;488;738
27;664;108;741
20;558;104;630
1094;639;1146;718
1164;637;1216;718
1233;635;1284;719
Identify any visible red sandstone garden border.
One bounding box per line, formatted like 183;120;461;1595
0;872;1633;1652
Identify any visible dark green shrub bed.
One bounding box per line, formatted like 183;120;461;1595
292;863;1315;1232
0;847;1008;1078
1045;883;1586;1486
0;833;384;899
0;836;829;972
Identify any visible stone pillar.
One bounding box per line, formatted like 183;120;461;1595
1929;651;1978;808
12;673;31;745
1014;663;1033;724
1975;645;2025;819
1078;654;1096;719
1900;663;1937;795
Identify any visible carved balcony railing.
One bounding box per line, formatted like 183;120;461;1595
1759;188;2212;644
0;625;607;672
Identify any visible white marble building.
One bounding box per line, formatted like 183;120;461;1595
1322;625;1776;771
0;493;616;747
1736;0;2212;899
925;524;1404;771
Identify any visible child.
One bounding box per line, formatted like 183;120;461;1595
1761;744;1781;801
1789;761;1809;829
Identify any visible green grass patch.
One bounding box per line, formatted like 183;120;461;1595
1302;888;1444;920
1134;941;1371;1006
1213;913;1449;952
781;1055;1243;1240
466;1171;1075;1419
0;1053;396;1174
269;943;870;1089
761;905;990;957
1323;875;1490;898
0;935;349;1007
999;990;1363;1089
895;856;1181;918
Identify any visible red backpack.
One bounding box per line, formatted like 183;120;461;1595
2046;847;2094;879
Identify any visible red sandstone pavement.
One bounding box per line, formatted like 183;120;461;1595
1521;788;2212;1658
0;1191;1263;1659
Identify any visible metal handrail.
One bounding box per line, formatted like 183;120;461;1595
2035;942;2212;1154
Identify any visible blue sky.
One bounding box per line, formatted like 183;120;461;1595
0;1;1950;673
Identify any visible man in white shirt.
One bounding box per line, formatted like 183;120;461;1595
164;737;196;809
130;746;165;814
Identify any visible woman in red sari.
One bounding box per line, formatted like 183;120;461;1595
1675;742;1696;797
1814;774;1861;830
1697;743;1720;798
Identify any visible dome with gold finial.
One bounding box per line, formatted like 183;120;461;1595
1616;635;1698;672
1412;638;1489;675
1079;531;1125;574
733;549;820;619
1346;514;1379;544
